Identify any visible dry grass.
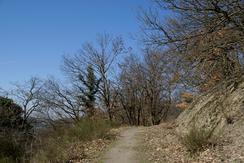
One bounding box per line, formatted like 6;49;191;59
138;122;229;162
31;118;117;163
179;126;217;155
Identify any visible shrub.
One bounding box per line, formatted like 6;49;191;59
0;156;15;163
180;126;217;154
0;96;33;162
31;118;115;162
0;135;24;160
69;118;112;140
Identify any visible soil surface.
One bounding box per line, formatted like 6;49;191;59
100;121;244;163
138;122;244;163
101;127;143;163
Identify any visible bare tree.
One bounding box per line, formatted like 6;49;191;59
144;50;171;124
117;54;146;125
63;33;125;120
115;49;180;125
141;0;244;91
10;77;43;123
0;87;7;97
40;78;84;122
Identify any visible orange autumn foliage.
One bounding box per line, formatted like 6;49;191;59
176;102;189;110
176;92;194;110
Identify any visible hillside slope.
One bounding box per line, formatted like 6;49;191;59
175;79;244;161
176;79;244;136
139;78;244;162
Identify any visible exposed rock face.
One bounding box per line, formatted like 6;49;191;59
176;79;244;161
176;79;244;136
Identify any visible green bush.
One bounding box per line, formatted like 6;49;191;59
180;126;217;154
69;118;112;140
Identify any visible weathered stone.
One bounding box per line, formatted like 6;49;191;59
176;79;244;137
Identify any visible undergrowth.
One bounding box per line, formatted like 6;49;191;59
180;126;218;155
31;118;116;163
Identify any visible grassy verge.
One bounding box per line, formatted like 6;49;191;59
31;118;118;163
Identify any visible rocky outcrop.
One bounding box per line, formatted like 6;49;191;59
176;79;244;136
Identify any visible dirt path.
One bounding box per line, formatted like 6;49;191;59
101;127;142;163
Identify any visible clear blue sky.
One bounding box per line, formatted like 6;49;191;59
0;0;152;89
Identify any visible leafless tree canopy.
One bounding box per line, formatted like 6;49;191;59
62;33;126;120
141;0;244;91
10;77;43;122
40;78;84;122
2;0;243;134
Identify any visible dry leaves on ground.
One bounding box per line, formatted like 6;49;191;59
67;128;122;163
138;122;244;163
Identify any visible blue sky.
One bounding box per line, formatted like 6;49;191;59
0;0;152;89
